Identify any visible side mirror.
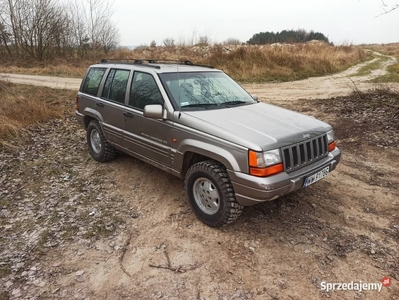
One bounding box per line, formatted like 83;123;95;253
143;104;163;119
251;94;258;101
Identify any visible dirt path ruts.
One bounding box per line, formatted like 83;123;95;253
242;52;398;102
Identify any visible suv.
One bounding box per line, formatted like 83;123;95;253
76;59;341;227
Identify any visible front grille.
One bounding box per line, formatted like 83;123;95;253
282;134;328;172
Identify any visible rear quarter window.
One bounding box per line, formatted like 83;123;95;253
81;68;106;96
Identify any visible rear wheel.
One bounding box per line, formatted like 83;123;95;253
185;160;243;227
87;120;116;162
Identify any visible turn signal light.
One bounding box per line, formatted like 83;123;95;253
250;163;284;177
249;150;259;167
75;95;79;111
328;141;337;152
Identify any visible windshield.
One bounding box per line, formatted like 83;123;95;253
159;71;257;110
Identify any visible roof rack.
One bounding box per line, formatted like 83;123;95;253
100;59;213;69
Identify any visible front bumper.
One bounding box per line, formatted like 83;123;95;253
229;147;341;206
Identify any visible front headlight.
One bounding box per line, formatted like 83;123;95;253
326;130;337;152
327;130;335;144
263;149;282;166
249;149;283;177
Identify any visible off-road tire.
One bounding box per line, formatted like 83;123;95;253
87;120;116;162
185;160;244;227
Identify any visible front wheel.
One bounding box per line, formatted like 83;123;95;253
184;160;243;227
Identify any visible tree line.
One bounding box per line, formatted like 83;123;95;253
247;29;330;45
0;0;119;60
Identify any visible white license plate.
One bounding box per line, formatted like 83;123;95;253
303;166;330;188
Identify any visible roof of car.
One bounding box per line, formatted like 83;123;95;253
90;59;221;73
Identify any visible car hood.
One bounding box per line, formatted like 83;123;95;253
179;102;332;151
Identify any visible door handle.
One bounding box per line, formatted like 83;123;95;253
96;102;104;107
123;112;133;118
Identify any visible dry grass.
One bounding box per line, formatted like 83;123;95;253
0;43;368;82
0;60;88;78
203;44;368;82
364;43;399;57
0;81;76;143
123;43;369;82
371;63;399;83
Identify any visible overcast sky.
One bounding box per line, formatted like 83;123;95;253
112;0;398;46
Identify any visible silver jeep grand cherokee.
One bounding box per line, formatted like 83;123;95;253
76;59;341;227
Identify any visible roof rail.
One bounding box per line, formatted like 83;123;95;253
100;59;160;69
100;58;214;69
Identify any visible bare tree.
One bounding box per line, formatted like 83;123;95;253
197;36;211;46
378;0;399;15
83;0;119;52
97;17;119;52
0;21;13;57
223;38;241;46
163;37;175;47
14;0;72;59
0;0;23;55
65;0;92;57
0;0;119;59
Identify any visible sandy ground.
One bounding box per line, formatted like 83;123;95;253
1;56;399;300
0;73;82;90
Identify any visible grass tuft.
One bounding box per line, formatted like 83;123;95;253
353;56;390;77
371;63;399;83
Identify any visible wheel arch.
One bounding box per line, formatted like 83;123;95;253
179;141;242;178
82;108;104;129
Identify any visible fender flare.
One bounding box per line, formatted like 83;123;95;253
178;139;242;172
82;108;104;129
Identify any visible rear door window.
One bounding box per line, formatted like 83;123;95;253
81;68;106;96
102;69;131;104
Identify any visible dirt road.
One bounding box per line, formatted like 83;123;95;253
0;73;82;90
242;52;398;102
0;52;397;101
1;57;398;299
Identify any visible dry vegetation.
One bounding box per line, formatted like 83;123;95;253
0;43;369;82
364;43;399;83
0;81;75;145
0;60;87;78
365;43;399;57
202;43;368;82
372;64;399;83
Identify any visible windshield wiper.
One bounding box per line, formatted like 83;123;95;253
220;100;250;106
180;103;220;110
